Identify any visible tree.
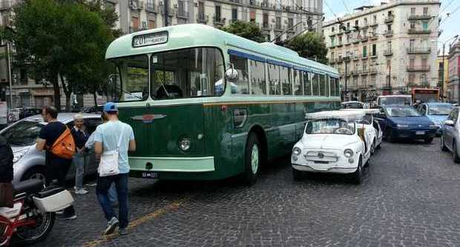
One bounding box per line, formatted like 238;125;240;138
1;0;115;110
286;32;328;64
221;21;266;43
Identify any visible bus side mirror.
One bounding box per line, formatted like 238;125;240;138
225;64;239;82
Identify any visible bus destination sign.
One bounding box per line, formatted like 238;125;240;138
132;31;168;48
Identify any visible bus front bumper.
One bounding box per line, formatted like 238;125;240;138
129;156;216;179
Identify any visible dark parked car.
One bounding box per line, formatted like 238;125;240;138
19;108;42;120
375;106;438;143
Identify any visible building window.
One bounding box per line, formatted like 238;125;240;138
409;74;415;84
215;6;221;21
409;58;415;68
422;21;428;30
250;60;266;95
250;10;256;22
420;74;427;84
411;7;416;15
354;20;359;27
363;46;367;57
276;17;281;29
387;41;392;51
148;19;156;29
372;44;377;56
423;7;428;16
373;15;377;24
422;58;427;67
332;27;335;32
339;36;343;45
387;24;392;31
288;18;293;28
232;8;238;22
198;2;205;19
409;39;415;51
410;21;416;29
263;13;269;28
132;16;139;32
331;36;335;46
386;59;391;69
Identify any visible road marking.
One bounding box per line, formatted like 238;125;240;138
82;197;189;247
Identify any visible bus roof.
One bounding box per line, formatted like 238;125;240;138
106;24;338;76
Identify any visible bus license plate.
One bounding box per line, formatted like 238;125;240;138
142;172;158;179
416;131;425;135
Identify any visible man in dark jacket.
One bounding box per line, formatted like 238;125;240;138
0;135;13;208
0;135;13;183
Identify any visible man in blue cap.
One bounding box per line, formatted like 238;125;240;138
94;102;136;236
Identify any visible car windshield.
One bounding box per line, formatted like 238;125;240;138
1;120;44;146
428;105;453;115
379;97;411;106
306;119;355;135
386;107;421;117
342;102;363;109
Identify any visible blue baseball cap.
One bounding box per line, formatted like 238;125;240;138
103;102;118;113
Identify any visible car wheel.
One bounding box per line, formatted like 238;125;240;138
371;139;376;155
350;157;363;185
440;136;448;152
424;137;433;144
292;168;303;181
21;167;46;183
453;142;460;164
240;133;261;185
385;128;394;143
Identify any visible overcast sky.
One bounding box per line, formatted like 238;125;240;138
322;0;460;53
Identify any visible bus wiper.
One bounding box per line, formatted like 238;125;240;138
159;81;170;98
113;84;143;100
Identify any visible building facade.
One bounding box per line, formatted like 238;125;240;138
437;55;448;101
323;0;440;102
0;0;323;109
448;42;460;103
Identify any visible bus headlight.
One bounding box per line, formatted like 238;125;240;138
178;137;191;151
344;149;354;158
292;147;301;156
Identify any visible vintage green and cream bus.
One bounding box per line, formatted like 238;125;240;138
105;24;340;184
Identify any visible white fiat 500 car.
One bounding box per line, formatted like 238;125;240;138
342;108;383;152
291;111;371;184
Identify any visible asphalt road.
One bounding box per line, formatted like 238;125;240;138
35;138;460;247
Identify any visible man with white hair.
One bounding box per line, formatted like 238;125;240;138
71;113;89;195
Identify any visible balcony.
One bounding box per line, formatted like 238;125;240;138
408;14;432;20
384;15;394;23
384;49;393;56
408;29;431;35
361;69;369;75
353;39;360;44
213;16;226;26
274;24;283;32
361;55;369;60
384;30;394;37
262;22;271;31
337;43;343;47
369;22;378;27
196;13;208;24
352;55;359;61
407;65;430;72
406;47;431;54
145;2;157;13
369;67;377;74
370;34;378;40
361;36;369;42
176;9;189;19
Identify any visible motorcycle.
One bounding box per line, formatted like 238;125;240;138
0;179;74;246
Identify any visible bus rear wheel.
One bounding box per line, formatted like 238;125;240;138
241;133;261;186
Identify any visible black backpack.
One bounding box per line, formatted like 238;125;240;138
0;136;13;183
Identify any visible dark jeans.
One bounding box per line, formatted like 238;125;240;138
96;173;129;229
45;159;75;217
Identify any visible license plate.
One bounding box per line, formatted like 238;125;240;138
141;172;158;179
416;131;425;135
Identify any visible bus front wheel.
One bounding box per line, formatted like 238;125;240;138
241;133;261;185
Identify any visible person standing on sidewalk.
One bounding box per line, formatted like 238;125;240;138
71;113;89;195
36;106;77;220
94;102;135;236
0;135;14;208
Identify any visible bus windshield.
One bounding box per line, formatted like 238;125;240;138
108;48;225;101
151;48;225;99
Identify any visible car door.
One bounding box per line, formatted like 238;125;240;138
374;107;388;131
445;109;458;150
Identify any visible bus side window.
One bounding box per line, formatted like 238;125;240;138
330;77;336;96
280;66;291;95
293;69;302;96
250;60;266;95
230;55;249;95
268;64;281;95
325;75;330;97
320;74;326;96
312;73;319;96
303;71;312;96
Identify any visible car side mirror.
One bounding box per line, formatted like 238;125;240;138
225;64;239;82
444;120;455;126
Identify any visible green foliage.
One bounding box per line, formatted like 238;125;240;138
286;32;328;64
1;0;116;109
221;21;266;43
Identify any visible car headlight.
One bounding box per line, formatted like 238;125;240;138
292;147;301;156
344;149;354;158
430;124;439;129
178;137;191;151
13;148;29;163
397;124;409;128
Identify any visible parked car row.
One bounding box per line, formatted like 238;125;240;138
0;113;102;185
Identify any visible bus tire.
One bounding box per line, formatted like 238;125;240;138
241;133;261;186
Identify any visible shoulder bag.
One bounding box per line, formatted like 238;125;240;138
98;125;125;177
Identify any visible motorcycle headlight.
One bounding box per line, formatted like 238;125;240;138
13;148;29;163
292;147;301;156
344;149;354;158
397;124;409;128
178;137;191;151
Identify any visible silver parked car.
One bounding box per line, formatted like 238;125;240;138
441;107;460;163
0;113;102;185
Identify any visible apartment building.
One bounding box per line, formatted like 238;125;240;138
448;42;460;103
437;55;448;101
0;0;323;109
323;0;440;102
